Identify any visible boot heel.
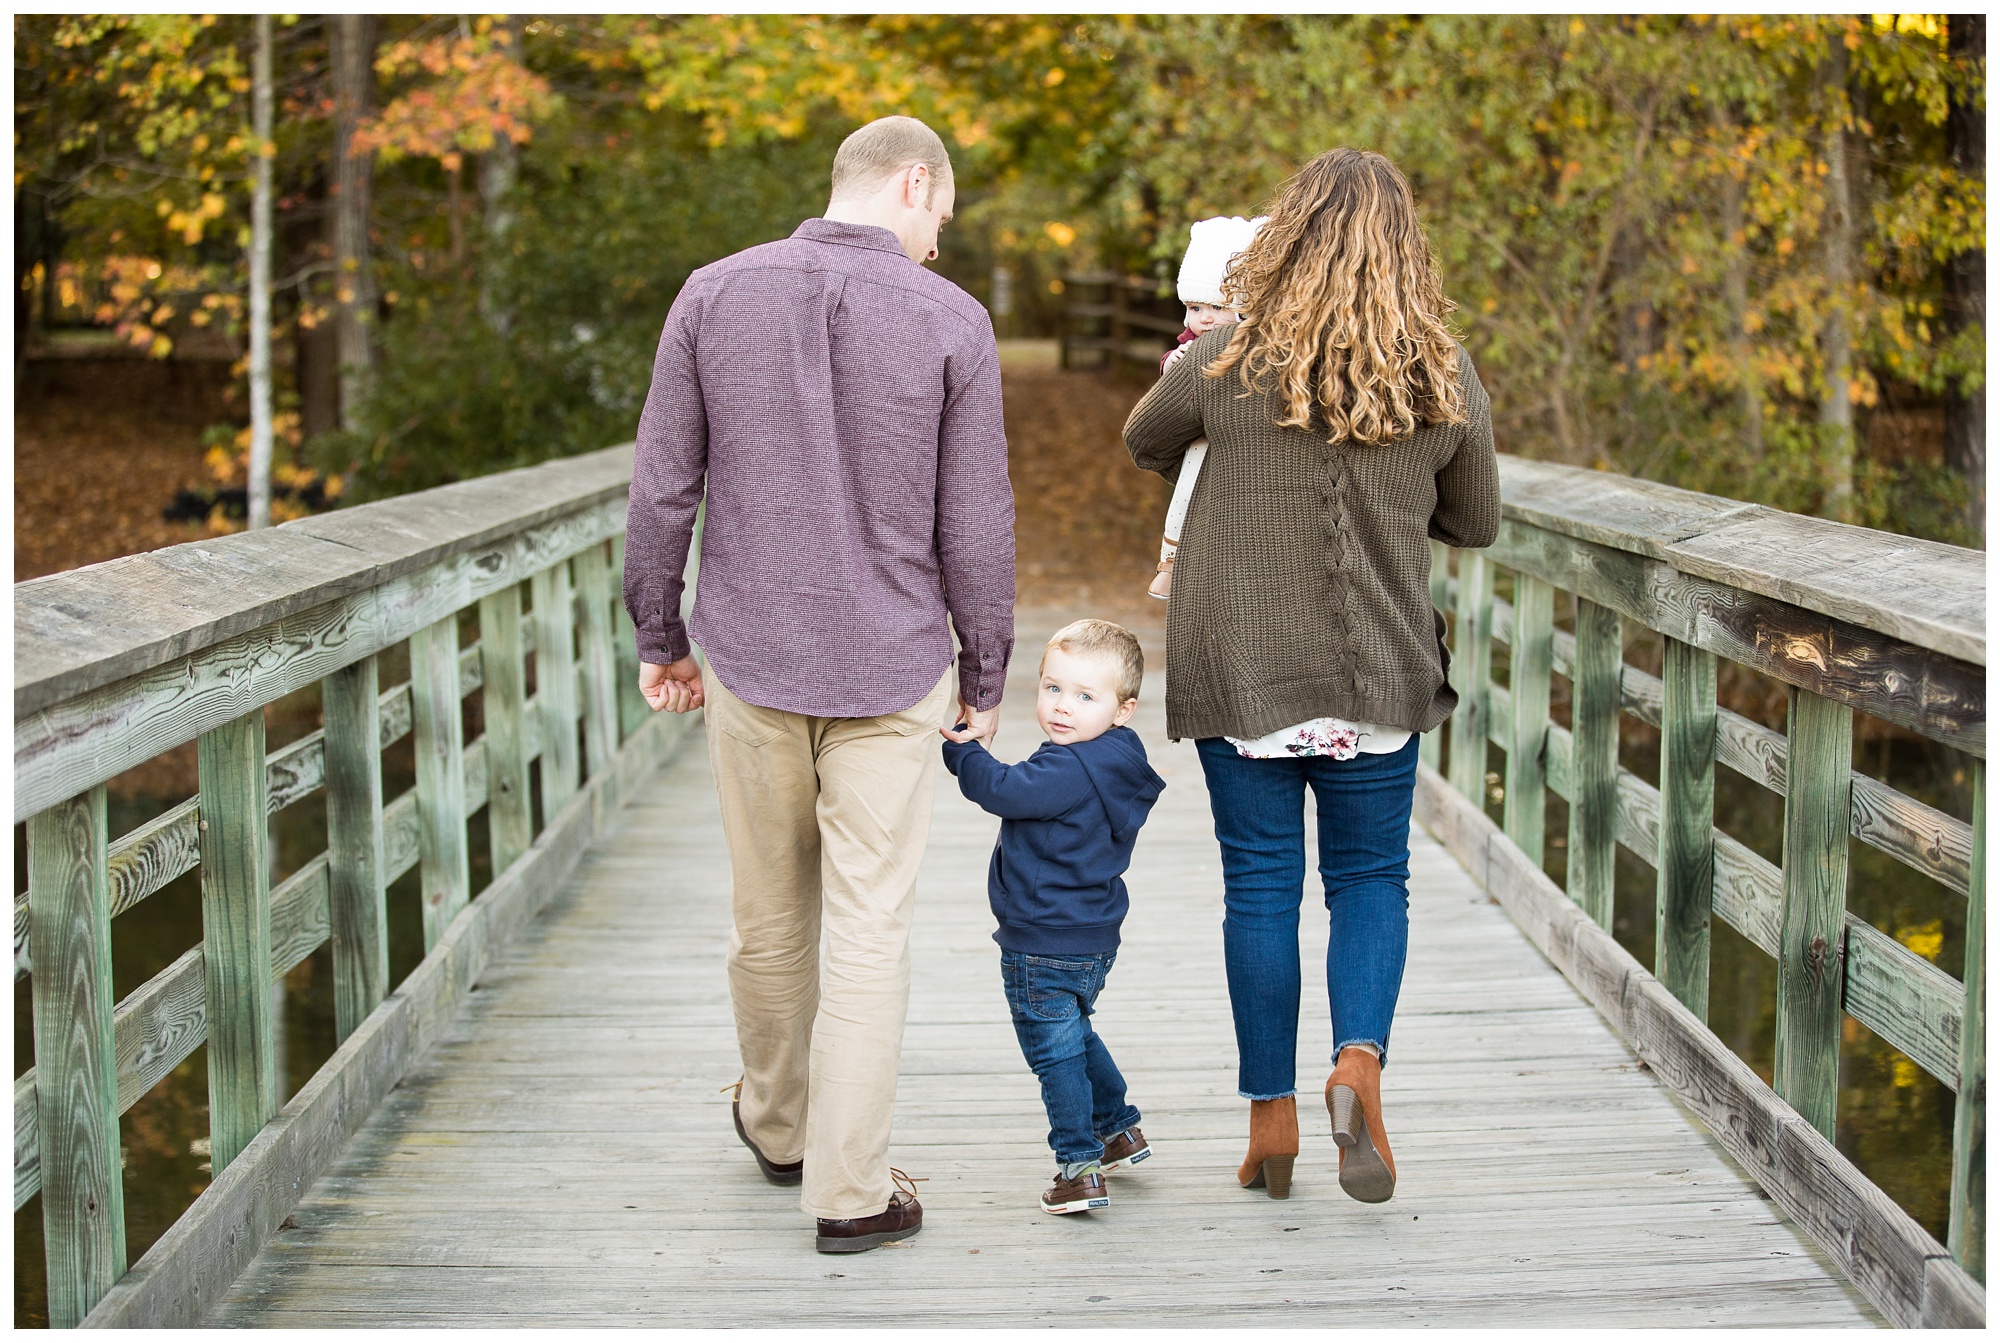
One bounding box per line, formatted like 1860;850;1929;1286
1260;1154;1294;1199
1330;1084;1360;1147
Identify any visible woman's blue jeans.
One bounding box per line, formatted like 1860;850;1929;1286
1195;735;1418;1100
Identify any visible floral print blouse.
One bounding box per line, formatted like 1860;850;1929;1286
1225;717;1413;761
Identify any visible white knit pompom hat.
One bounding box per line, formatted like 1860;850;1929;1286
1176;215;1269;306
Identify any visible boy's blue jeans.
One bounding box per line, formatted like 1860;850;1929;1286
1000;950;1142;1168
1195;735;1418;1101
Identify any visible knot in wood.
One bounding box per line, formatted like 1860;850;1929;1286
1804;934;1830;988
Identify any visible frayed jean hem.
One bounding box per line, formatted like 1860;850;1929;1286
1333;1037;1388;1069
1239;1088;1297;1101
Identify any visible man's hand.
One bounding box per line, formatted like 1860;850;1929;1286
639;656;705;714
941;700;1000;746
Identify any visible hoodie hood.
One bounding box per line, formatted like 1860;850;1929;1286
1068;725;1165;844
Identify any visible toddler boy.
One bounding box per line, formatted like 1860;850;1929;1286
943;619;1166;1215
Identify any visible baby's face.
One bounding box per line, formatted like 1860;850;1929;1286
1185;302;1241;336
1036;647;1137;746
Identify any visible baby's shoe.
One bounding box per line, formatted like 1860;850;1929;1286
1099;1127;1152;1172
1147;557;1174;601
1041;1163;1110;1215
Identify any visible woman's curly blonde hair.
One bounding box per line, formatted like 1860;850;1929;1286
1206;148;1466;445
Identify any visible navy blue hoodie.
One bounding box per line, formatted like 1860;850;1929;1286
942;726;1166;954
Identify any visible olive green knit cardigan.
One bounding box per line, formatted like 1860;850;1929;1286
1124;326;1500;742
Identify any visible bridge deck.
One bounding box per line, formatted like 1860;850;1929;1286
216;613;1878;1327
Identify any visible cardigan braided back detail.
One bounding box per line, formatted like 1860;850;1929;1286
1123;325;1501;743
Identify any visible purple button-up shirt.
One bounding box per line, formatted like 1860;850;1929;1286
623;218;1016;718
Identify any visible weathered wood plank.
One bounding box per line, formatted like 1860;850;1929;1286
1495;455;1983;665
410;617;470;952
80;707;691;1328
29;786;127;1326
1841;918;1961;1090
1567;598;1620;930
16;496;625;824
1504;574;1552;864
1489;518;1983;757
1448;549;1493;805
15;1074;38;1211
1656;638;1717;1021
532;560;581;817
1949;761;1984;1276
1774;689;1854;1141
478;587;534;878
323;657;388;1045
572;541;620;782
15;445;634;719
198;714;278;1176
1412;764;1982;1327
1421;538;1449;773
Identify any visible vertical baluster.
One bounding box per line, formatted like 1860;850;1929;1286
1567;597;1621;930
1774;686;1852;1139
1448;549;1493;806
323;657;388;1043
573;539;621;780
480;584;534;878
199;712;277;1174
29;786;126;1327
532;560;581;817
1950;761;1985;1278
411;615;470;951
1504;574;1553;864
611;536;647;744
1420;539;1449;772
1655;638;1717;1019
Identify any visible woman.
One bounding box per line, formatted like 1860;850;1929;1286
1123;148;1499;1204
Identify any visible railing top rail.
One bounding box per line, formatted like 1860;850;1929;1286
14;445;636;720
1498;456;1986;667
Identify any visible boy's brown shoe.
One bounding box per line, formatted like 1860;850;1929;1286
1041;1166;1110;1215
1099;1127;1152;1172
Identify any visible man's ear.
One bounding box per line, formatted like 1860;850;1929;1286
1112;698;1139;728
902;163;928;209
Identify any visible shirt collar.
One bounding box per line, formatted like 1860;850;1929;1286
792;217;910;259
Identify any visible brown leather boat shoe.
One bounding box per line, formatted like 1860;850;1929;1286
1099;1126;1152;1172
1041;1166;1110;1215
815;1189;924;1253
725;1080;802;1186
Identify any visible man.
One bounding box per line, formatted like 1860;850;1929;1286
623;115;1015;1253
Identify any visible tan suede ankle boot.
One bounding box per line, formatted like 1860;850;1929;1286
1237;1096;1299;1198
1326;1046;1396;1203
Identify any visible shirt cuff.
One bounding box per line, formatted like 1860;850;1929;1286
957;633;1011;711
637;623;691;667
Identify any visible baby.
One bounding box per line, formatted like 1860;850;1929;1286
942;619;1166;1215
1148;214;1268;601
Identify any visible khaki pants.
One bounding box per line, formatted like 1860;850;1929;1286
705;666;953;1219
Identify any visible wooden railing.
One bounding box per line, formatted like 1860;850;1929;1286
13;445;690;1327
1059;271;1183;371
1420;457;1984;1327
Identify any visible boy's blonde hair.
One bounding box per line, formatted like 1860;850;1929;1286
1042;619;1145;704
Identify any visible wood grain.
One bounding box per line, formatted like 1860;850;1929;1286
410;616;471;952
1774;689;1854;1141
478;587;534;878
1503;574;1552;864
198;713;277;1175
28;786;126;1326
1655;638;1717;1020
532;559;581;817
323;656;388;1043
1447;549;1493;805
571;541;620;781
1949;762;1984;1274
1567;598;1621;930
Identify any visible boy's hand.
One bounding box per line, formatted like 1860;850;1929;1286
639;657;704;714
941;701;999;746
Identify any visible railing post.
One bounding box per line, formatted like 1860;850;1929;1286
1448;549;1493;806
1656;638;1717;1020
410;615;470;951
532;559;581;817
480;583;535;878
1950;760;1985;1280
1566;597;1621;930
1504;573;1553;864
1774;686;1853;1140
199;712;277;1174
28;785;126;1327
1420;539;1448;773
572;539;621;780
322;656;388;1044
611;536;647;744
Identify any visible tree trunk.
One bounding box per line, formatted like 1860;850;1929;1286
247;14;275;530
477;16;524;336
1712;101;1762;460
1817;30;1856;522
329;12;379;429
1945;14;1985;542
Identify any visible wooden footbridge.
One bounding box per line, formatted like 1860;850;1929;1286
13;447;1985;1327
